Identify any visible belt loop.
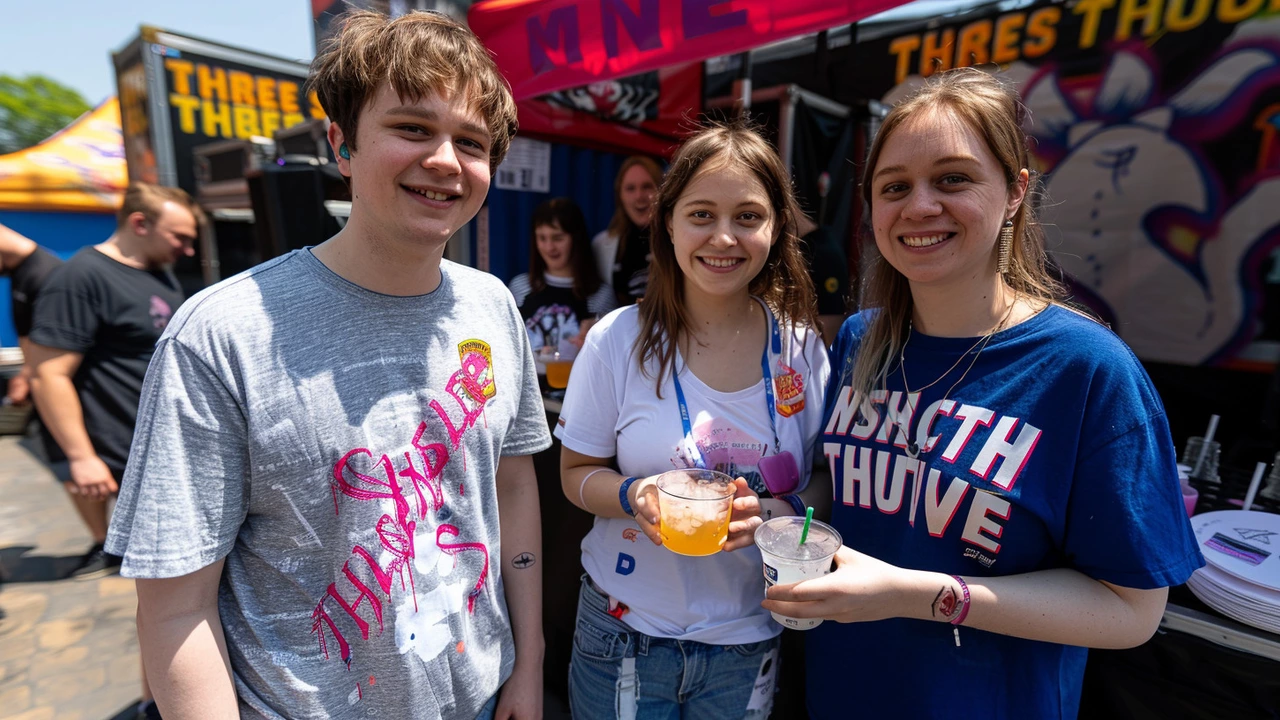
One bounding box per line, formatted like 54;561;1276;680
616;654;639;720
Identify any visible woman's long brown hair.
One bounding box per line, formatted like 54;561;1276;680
636;120;821;392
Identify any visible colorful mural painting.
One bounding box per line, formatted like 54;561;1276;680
852;1;1280;368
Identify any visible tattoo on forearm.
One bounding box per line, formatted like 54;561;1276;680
932;585;958;620
512;552;536;569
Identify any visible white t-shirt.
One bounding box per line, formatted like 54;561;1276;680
554;302;830;644
591;229;619;292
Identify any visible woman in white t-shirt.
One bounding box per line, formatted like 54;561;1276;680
508;197;616;352
554;123;832;719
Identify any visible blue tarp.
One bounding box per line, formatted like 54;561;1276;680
0;210;115;347
483;143;626;285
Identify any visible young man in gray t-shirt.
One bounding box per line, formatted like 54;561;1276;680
106;11;551;719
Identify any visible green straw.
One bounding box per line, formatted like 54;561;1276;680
799;506;814;545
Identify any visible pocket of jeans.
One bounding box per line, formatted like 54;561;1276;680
573;617;628;661
726;639;773;657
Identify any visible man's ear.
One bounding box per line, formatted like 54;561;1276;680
328;123;351;178
128;211;150;236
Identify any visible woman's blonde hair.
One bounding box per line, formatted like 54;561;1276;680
846;67;1064;405
637;120;819;392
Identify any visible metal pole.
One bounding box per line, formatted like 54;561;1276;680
779;85;797;170
732;52;753;116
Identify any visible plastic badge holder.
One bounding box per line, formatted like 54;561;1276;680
759;451;800;496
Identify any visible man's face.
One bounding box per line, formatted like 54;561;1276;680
334;84;492;247
140;202;198;269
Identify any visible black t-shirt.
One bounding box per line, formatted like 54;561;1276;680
509;273;614;350
803;227;850;317
6;246;62;337
612;227;651;306
30;247;185;473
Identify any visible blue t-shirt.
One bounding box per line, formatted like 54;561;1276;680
806;306;1204;720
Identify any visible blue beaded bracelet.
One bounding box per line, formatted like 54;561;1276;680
619;476;638;516
779;494;806;516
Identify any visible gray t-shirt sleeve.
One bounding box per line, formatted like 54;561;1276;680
106;336;250;578
500;291;553;457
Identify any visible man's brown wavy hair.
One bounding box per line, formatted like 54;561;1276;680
307;10;518;171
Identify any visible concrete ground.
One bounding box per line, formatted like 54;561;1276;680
0;435;143;720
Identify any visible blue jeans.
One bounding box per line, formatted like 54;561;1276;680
474;693;498;720
569;576;780;720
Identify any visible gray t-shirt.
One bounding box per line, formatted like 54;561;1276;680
106;249;552;719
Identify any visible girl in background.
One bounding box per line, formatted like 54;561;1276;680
509;197;615;351
592;156;663;306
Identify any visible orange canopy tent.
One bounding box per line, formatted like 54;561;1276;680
0;98;126;213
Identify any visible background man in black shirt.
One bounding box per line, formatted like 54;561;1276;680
1;223;62;406
28;183;200;580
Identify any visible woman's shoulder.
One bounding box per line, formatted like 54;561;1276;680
1031;305;1136;363
591;229;616;247
507;272;533;304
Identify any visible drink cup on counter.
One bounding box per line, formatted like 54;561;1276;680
656;469;735;556
755;516;842;630
539;344;578;389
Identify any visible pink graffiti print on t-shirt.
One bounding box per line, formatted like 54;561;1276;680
311;349;497;667
436;524;490;613
149;295;172;329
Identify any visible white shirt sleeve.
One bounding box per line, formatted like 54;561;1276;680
508;273;532;307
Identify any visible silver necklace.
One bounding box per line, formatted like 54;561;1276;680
896;303;1016;458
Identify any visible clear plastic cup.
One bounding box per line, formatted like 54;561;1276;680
754;516;842;630
656;469;735;556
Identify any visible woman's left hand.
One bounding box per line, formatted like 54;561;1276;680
761;546;918;623
723;478;764;552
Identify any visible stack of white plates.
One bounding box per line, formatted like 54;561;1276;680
1187;510;1280;634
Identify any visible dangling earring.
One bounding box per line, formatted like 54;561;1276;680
998;220;1014;276
339;144;350;160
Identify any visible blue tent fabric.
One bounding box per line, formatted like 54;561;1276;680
0;210;115;347
484;144;626;284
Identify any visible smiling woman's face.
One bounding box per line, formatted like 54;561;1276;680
870;106;1024;292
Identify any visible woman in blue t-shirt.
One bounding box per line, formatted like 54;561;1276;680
508;197;616;352
764;68;1205;719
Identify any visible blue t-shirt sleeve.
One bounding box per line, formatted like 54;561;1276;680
1062;364;1204;589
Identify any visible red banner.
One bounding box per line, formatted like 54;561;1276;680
469;0;911;100
516;61;700;156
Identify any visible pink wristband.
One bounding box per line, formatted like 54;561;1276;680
949;575;971;626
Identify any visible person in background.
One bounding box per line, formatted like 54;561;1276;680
509;197;615;352
0;223;62;407
557;122;830;719
797;212;850;347
28;183;198;580
592;155;663;306
765;67;1204;719
27;182;199;720
104;11;548;720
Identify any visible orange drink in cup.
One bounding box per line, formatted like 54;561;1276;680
539;344;578;389
545;358;573;388
656;469;735;556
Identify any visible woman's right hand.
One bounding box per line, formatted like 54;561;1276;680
628;475;663;546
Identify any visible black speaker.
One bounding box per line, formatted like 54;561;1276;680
247;162;347;257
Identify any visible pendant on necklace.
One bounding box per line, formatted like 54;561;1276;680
907;441;920;459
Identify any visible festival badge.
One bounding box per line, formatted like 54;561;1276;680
457;339;496;401
773;363;805;417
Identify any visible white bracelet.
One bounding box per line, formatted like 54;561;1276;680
579;468;612;511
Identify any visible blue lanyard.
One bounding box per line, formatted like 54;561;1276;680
672;314;783;468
